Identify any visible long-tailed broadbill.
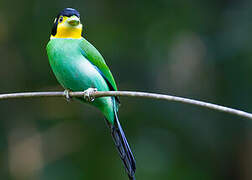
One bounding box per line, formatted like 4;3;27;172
46;8;136;180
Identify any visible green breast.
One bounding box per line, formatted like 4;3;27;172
46;38;115;123
47;38;105;90
47;38;83;89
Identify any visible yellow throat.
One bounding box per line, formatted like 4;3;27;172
51;16;82;39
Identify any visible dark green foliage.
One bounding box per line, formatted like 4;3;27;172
0;0;252;180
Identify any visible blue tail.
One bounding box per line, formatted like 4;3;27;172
106;108;136;180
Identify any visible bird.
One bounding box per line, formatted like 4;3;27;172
46;8;136;180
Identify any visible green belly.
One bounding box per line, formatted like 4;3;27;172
46;38;114;123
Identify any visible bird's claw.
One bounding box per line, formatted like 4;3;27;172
83;88;97;102
64;89;72;102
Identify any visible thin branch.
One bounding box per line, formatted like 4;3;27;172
0;90;251;120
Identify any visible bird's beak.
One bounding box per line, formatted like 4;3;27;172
67;16;80;26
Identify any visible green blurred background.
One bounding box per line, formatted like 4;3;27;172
1;0;252;179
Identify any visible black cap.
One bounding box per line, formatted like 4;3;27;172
51;8;80;36
58;8;80;18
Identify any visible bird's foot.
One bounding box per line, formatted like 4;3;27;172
64;89;72;102
83;88;97;102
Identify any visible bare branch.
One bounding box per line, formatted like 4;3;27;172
0;90;251;120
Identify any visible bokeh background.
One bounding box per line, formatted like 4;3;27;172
0;0;252;179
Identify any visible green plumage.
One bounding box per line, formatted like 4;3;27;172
79;38;118;91
46;8;136;180
47;38;116;123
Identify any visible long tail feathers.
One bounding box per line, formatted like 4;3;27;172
106;111;136;180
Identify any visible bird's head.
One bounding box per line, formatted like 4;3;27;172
50;8;82;39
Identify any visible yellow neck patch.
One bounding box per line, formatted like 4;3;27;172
51;26;82;39
51;16;83;39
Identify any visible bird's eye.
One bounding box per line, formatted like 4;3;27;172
59;16;63;23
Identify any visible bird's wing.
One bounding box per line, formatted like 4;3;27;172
79;38;118;91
